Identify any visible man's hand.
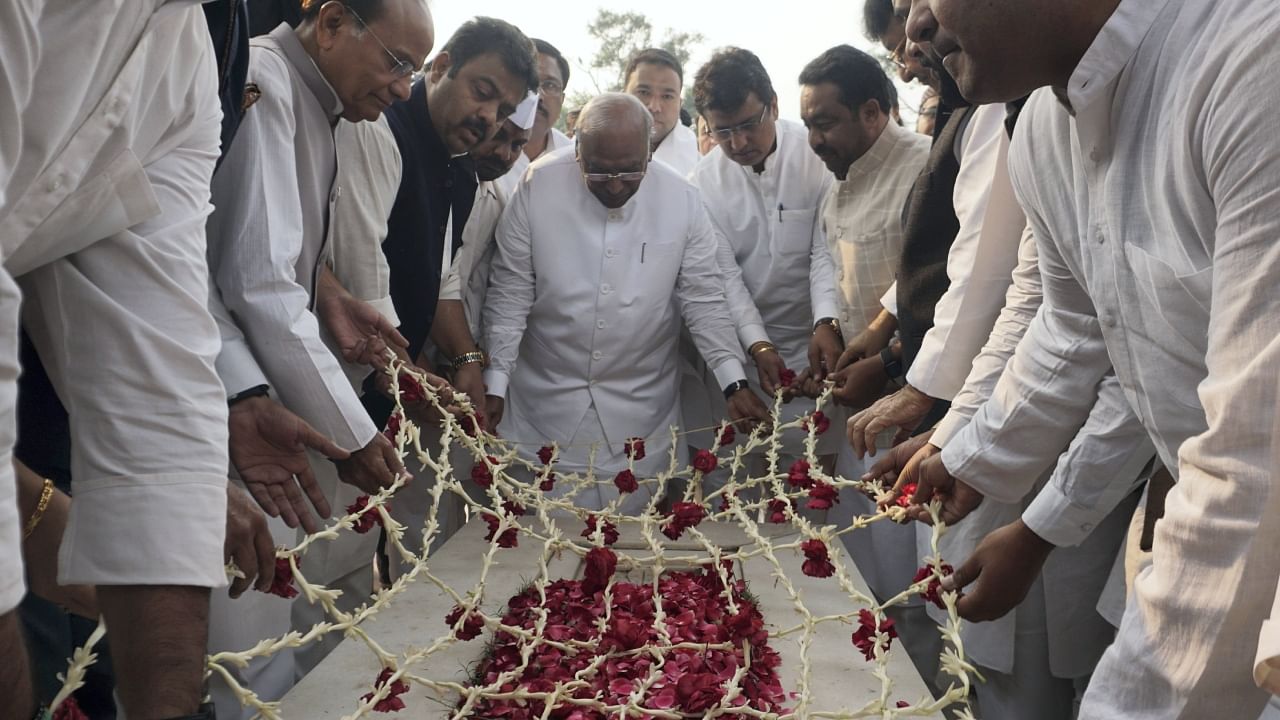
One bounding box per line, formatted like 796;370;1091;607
17;463;97;618
753;348;787;397
829;355;889;409
224;484;276;599
335;433;406;495
315;269;408;369
485;395;505;431
891;444;984;525
943;519;1055;622
847;385;936;458
860;430;934;494
726;388;770;431
229;395;347;534
451;363;487;418
835;319;894;371
808;324;843;381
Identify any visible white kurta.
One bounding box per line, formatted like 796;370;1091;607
483;148;746;484
941;0;1280;715
2;0;229;590
690;119;841;455
652;123;700;177
208;24;378;454
493;127;572;199
439;180;508;339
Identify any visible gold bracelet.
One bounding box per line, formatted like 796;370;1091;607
451;350;487;371
23;478;54;540
749;341;776;357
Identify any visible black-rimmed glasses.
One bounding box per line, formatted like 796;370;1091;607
708;104;769;143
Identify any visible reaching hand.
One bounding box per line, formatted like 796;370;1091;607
726;388;771;432
451;363;487;419
224;483;277;598
808;324;843;381
315;272;408;369
335;432;406;495
484;395;505;432
829;355;890;409
753;348;787;397
942;519;1054;622
860;430;934;496
847;385;936;458
891;445;985;526
835;322;893;372
228;395;348;534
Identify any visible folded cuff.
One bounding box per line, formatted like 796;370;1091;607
59;473;229;587
738;324;770;352
1022;482;1102;547
483;369;510;399
215;335;269;398
710;359;748;392
928;409;972;449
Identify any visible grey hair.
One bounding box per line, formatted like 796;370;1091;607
575;93;653;153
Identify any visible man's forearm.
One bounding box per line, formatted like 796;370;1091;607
430;299;481;359
101;585;210;719
0;611;33;720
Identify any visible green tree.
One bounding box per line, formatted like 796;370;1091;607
564;9;704;124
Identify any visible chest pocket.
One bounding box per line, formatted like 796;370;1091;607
1122;242;1212;409
775;207;817;257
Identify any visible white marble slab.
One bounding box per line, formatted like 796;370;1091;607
278;515;934;718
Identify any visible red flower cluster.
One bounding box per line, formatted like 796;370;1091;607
502;499;526;517
766;498;790;524
662;502;707;540
264;557;298;599
787;459;814;489
482;513;519;548
895;482;918;508
624;437;646;461
913;563;956;610
717;423;736;447
460;411;484;438
347;495;381;534
804;411;831;435
613;469;638;493
537;445;555;465
806;481;838;510
692;449;718;474
52;697;88;720
361;666;411;712
445;604;486;641
539;473;557;492
582;547;618;595
582;515;619;546
800;539;836;578
779;368;797;388
398;373;427;404
463;566;787;718
851;609;897;661
383;411;402;442
470;457;498;487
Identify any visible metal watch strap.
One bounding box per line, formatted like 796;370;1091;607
722;379;750;399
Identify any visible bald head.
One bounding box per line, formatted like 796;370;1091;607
576;93;653;157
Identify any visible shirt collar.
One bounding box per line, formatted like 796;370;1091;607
270;24;344;121
1065;0;1172;113
411;78;452;163
843;119;906;183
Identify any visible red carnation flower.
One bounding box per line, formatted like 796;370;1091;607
347;495;380;534
582;515;619;546
445;604;486;641
662;502;707;540
539;473;556;492
913;563;956;610
766;499;790;524
779;368;797;388
581;546;618;594
787;459;814;489
52;697;88;720
851;608;897;661
896;482;918;508
897;700;912;708
398;373;427;404
676;671;725;713
537;445;555;465
361;666;411;712
806;481;838;510
263;557;299;599
624;437;646;461
718;423;736;447
692;449;718;474
613;469;638;493
805;411;831;435
800;539;835;578
470;457;497;487
501;499;526;517
482;513;518;548
383;412;402;442
601;615;650;652
460;412;483;438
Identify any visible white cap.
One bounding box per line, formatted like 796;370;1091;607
510;91;539;130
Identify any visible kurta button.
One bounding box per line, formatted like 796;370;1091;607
592;351;602;360
1101;311;1116;327
46;175;63;193
606;249;616;258
596;320;606;329
601;284;612;294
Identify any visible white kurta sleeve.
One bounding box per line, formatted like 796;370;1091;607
482;182;535;400
808;177;841;324
209;277;268;396
880;281;898;318
704;205;770;351
330;118;402;325
207;56;376;452
679;201;747;389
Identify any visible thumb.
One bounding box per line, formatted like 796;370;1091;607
377;317;409;349
941;555;979;594
297;420;351;461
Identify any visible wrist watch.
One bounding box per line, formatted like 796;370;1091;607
227;384;269;406
722;379;750;399
880;346;905;384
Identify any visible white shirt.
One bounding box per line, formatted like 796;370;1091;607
940;0;1280;715
905;104;1027;401
493;126;572;198
691;118;839;363
208;25;378;452
440;180;508;339
652;122;700;177
483;148;746;470
820;120;929;338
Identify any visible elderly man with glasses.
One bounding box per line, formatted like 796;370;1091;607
482;93;767;513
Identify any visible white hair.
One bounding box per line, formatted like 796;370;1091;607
575;93;653;154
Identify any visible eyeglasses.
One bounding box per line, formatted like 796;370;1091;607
889;37;908;69
708;104;770;142
344;5;416;79
538;79;565;97
577;155;647;183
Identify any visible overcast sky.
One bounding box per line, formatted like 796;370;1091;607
427;0;926;124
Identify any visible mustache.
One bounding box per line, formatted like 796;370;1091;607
462;117;489;138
